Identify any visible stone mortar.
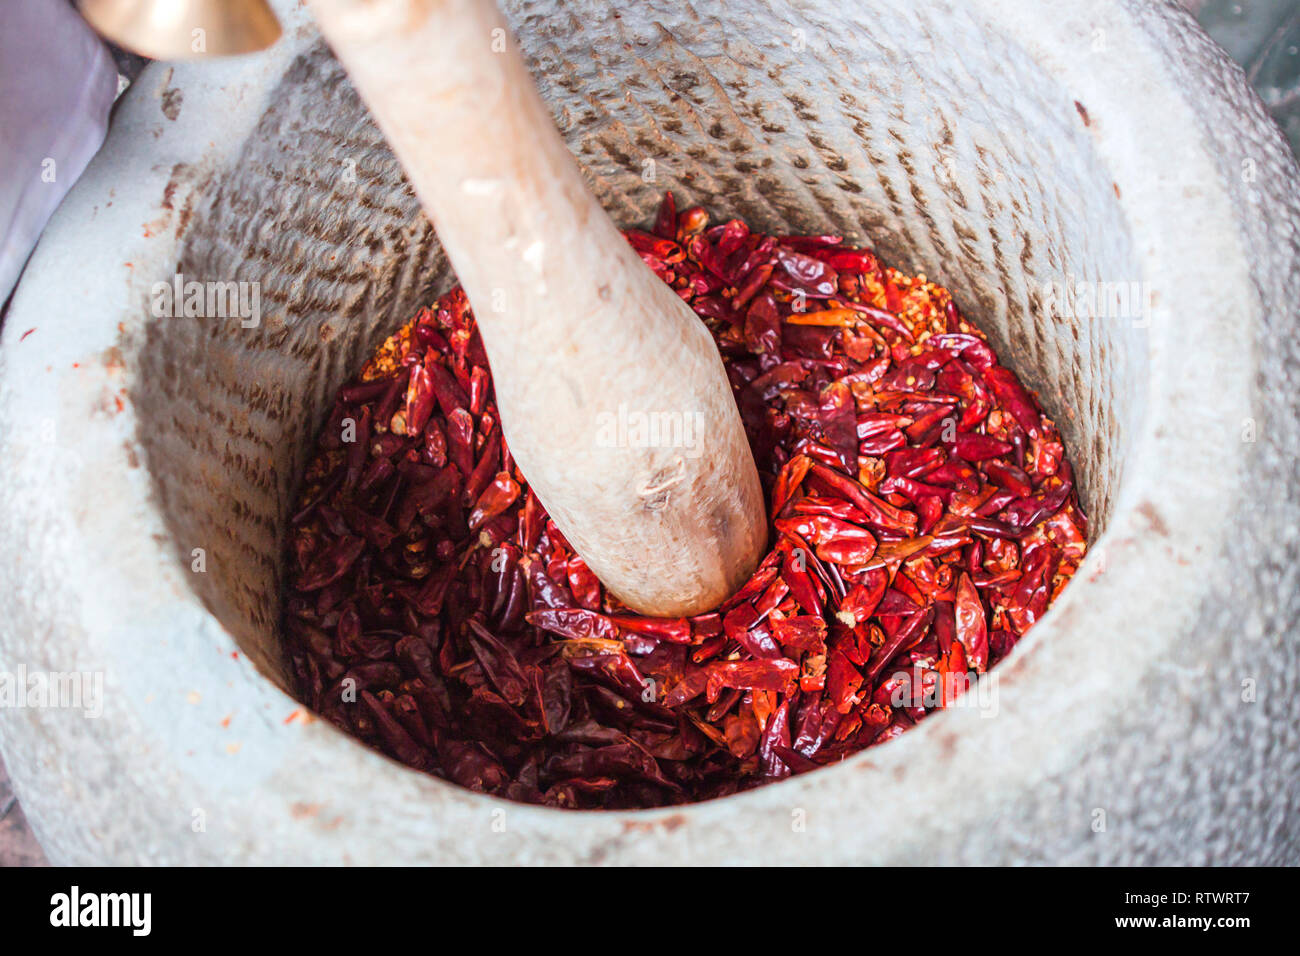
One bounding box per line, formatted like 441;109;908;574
0;0;1297;864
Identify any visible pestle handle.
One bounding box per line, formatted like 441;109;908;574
308;0;767;616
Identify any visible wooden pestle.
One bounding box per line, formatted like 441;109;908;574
308;0;767;616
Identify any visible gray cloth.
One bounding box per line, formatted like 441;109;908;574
0;0;117;309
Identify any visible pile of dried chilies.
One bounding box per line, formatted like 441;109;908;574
284;193;1088;808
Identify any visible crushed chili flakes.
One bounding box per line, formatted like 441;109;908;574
282;192;1088;808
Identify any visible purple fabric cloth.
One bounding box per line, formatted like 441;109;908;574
0;0;117;309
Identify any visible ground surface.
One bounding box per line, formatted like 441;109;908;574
0;757;47;866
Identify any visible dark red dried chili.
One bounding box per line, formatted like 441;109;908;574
283;193;1088;809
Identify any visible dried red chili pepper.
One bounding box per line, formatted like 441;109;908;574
284;193;1087;808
